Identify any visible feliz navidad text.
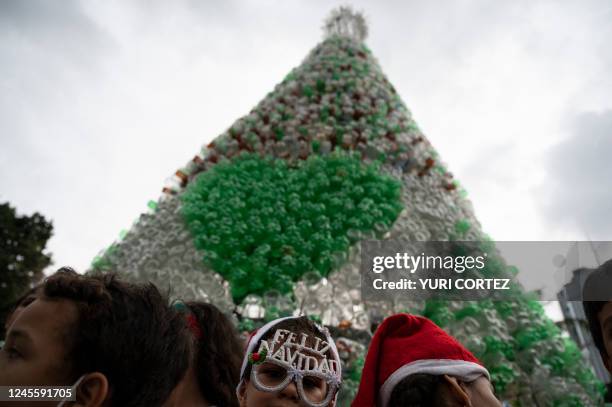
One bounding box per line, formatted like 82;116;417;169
255;329;340;375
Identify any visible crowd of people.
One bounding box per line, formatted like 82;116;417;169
2;261;612;406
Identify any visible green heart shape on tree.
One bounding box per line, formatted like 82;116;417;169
181;151;403;302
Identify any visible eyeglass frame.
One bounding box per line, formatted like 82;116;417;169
250;354;341;407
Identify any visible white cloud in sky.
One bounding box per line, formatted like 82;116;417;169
541;110;612;239
1;0;611;275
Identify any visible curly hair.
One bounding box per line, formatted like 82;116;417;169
43;267;191;407
185;301;242;407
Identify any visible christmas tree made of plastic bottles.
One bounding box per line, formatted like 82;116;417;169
92;8;603;406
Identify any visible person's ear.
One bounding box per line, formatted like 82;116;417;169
442;375;471;407
73;372;109;407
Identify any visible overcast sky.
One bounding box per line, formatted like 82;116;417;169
1;0;611;277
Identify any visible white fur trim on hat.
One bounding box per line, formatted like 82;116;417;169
379;359;490;407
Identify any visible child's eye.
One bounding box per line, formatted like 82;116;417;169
8;348;21;359
261;367;285;379
303;376;324;389
0;345;21;360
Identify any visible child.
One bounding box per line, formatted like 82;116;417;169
352;313;501;407
165;300;243;407
236;315;343;407
0;267;191;407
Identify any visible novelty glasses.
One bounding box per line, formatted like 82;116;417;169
250;356;340;407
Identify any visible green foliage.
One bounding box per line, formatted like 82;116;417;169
423;300;455;328
91;243;119;271
488;364;519;394
454;219;471;236
181;152;403;302
0;202;53;336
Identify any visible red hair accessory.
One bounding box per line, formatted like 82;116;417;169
173;301;203;340
186;313;202;339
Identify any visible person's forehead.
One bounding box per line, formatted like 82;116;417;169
16;287;40;305
473;376;494;391
3;287;42;328
10;297;79;342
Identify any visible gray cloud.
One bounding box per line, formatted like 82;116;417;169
0;0;116;272
543;110;612;239
0;0;112;67
0;0;113;144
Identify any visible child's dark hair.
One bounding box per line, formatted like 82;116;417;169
388;373;446;406
43;267;191;407
185;301;242;407
241;316;331;381
583;259;612;358
583;301;607;357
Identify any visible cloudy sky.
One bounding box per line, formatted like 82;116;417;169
1;0;611;280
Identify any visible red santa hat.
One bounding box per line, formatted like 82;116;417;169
352;313;490;407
